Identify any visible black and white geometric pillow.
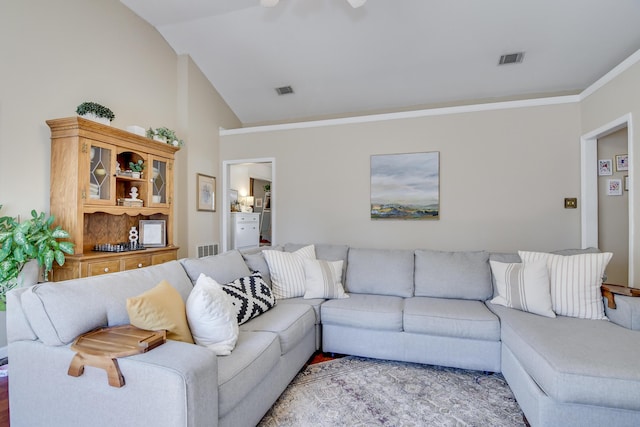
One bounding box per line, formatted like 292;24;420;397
222;271;276;325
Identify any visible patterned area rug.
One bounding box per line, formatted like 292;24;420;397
258;356;525;427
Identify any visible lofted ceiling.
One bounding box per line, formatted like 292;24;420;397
121;0;640;126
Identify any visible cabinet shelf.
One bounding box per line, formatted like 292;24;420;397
48;116;180;281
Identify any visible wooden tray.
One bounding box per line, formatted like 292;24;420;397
68;325;166;387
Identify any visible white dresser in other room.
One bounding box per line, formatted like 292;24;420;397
230;212;260;250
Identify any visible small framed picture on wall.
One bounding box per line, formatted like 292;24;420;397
607;179;623;196
625;175;630;191
616;154;629;171
598;159;613;176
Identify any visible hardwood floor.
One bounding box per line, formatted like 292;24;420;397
0;375;8;427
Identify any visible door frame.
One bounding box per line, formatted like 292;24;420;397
580;113;634;284
221;157;275;252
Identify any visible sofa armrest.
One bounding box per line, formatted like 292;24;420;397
604;295;640;330
9;339;218;427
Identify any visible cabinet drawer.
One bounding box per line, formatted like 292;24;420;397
152;251;177;265
235;214;259;224
87;260;121;276
123;255;152;270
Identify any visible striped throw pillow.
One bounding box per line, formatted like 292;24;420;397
263;245;316;299
302;259;349;299
490;260;555;318
518;251;612;319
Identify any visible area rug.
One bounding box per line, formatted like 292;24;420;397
258;356;525;427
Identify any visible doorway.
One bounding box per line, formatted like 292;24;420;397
221;158;275;252
581;114;634;285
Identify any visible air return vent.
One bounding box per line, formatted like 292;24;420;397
275;85;294;95
498;52;525;65
196;243;218;258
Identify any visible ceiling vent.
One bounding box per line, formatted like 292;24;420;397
275;85;294;95
498;52;525;65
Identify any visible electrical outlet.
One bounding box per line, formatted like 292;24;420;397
564;198;577;209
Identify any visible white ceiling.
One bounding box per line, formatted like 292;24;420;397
121;0;640;125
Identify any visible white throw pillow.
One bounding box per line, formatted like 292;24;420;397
263;245;316;299
303;258;349;299
186;274;239;355
490;260;555;318
518;251;613;320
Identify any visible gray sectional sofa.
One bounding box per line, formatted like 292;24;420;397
7;244;640;427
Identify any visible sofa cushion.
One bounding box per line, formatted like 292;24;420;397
414;250;492;300
404;297;500;341
489;302;640;411
126;280;194;343
221;271;276;325
20;261;193;346
186;274;238;355
489;260;555;318
321;294;404;331
302;258;348;299
285;243;349;278
345;248;414;297
241;247;283;287
239;303;315;354
519;251;612;319
263;245;316;299
276;297;325;323
180;250;251;285
217;331;280;417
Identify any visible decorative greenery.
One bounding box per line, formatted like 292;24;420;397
146;127;184;147
76;102;115;121
129;159;145;172
264;184;271;192
0;206;74;309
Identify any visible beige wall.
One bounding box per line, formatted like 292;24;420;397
221;103;583;252
581;60;640;286
597;129;629;285
0;0;239;348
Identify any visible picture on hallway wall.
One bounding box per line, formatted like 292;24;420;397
598;159;613;176
607;179;623;196
370;151;439;220
616;154;628;172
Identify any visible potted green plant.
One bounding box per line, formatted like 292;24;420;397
146;127;184;147
0;206;74;310
129;159;145;178
76;101;115;125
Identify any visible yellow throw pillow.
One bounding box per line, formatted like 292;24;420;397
126;280;194;344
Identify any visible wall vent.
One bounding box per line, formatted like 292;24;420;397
196;243;218;258
275;85;294;95
498;52;525;65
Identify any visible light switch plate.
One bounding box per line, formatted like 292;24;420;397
564;198;577;209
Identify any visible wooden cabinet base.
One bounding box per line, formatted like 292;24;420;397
52;247;179;281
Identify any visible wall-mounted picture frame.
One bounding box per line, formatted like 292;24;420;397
197;173;216;212
598;159;613;176
255;198;263;208
139;220;166;247
370;151;440;220
607;179;623;196
625;175;630;191
616;154;629;171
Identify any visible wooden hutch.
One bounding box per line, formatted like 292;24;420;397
48;117;180;281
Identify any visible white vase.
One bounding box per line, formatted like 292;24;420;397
81;113;111;126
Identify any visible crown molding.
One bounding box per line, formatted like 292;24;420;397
220;96;580;136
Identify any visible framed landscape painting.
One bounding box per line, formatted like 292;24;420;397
370;151;440;220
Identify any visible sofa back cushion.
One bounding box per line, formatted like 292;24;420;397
180;250;251;285
345;248;414;297
414;250;492;300
20;261;193;346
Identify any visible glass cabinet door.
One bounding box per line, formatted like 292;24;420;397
151;159;167;204
89;145;112;202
